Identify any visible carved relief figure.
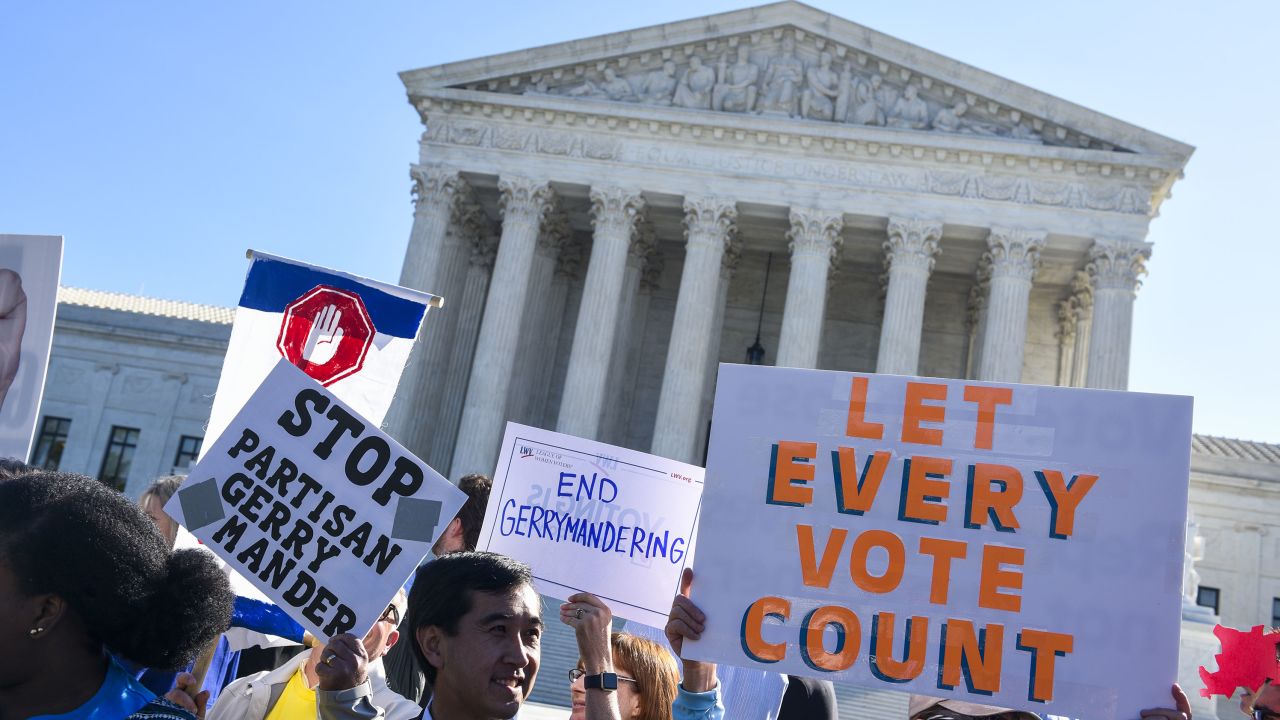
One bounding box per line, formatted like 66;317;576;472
871;75;897;118
887;84;929;129
758;36;804;116
848;75;883;125
673;55;716;110
800;51;840;121
712;46;759;112
639;61;678;105
932;102;1000;135
565;67;636;102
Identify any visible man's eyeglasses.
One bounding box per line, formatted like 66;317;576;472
568;668;637;684
379;604;401;626
1255;708;1280;720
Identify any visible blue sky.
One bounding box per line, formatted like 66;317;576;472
2;1;1276;442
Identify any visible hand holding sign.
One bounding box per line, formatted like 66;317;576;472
315;633;370;692
303;304;345;366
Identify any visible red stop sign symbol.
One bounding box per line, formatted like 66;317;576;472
276;285;375;386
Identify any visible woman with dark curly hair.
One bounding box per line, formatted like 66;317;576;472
0;470;234;718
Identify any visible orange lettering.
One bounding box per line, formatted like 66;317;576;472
801;605;861;672
979;544;1025;612
870;612;928;682
846;377;885;440
939;619;1004;695
796;525;847;589
833;447;890;515
918;537;968;605
963;385;1013;450
1016;628;1074;703
902;382;947;445
966;463;1023;532
1034;470;1099;539
899;456;953;525
849;529;905;594
767;441;816;507
741;596;790;663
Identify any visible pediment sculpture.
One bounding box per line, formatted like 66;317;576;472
514;34;1057;146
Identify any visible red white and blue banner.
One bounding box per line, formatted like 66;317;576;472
204;251;441;454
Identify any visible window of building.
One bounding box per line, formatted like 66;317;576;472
173;435;202;470
1197;586;1220;616
29;416;72;470
99;426;140;492
1272;597;1280;628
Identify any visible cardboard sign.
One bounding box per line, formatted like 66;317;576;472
204;251;440;454
479;423;703;629
684;364;1193;720
165;359;465;643
0;235;62;460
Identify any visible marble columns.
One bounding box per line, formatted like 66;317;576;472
429;231;497;471
388;166;469;456
451;177;556;477
776;208;843;369
1069;271;1093;387
557;187;645;439
651;197;736;463
977;228;1045;382
1085;238;1150;391
875;218;942;375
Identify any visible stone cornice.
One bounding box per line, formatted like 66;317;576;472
416;94;1175;218
401;2;1193;162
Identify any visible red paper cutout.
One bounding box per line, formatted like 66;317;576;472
1199;624;1280;698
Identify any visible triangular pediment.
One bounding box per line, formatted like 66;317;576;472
401;1;1191;163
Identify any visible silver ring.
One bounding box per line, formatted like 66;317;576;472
576;608;584;619
323;653;336;666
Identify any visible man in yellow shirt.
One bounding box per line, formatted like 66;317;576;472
207;590;418;720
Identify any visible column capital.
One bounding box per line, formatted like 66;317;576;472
468;231;500;269
1056;299;1079;341
589;186;646;237
536;210;571;258
965;264;991;332
884;217;943;272
640;246;665;292
984;227;1046;281
411;165;469;214
1088;238;1151;294
721;237;744;279
683;196;738;244
628;221;657;267
555;233;588;280
787;208;844;260
1070;270;1094;311
498;176;556;226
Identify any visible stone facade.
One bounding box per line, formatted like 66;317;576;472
391;1;1192;476
32;288;231;497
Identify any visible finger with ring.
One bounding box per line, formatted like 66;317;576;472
576;608;584;619
323;652;336;666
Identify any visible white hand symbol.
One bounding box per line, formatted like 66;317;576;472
302;304;344;365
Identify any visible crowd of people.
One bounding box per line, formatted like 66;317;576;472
0;463;1253;720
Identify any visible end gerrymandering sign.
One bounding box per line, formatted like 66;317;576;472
478;423;704;629
165;359;466;643
683;364;1193;720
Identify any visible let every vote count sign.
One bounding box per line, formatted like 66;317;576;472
684;364;1193;720
165;359;466;643
478;423;704;629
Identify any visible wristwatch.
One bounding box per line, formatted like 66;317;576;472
583;672;619;691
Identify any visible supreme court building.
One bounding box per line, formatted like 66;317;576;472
386;2;1193;481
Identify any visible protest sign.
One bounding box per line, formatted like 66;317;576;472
479;423;703;629
0;235;62;460
203;251;440;455
165;358;466;643
683;364;1193;720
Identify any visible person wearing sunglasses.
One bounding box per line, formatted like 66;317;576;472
562;592;680;720
197;590;417;720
